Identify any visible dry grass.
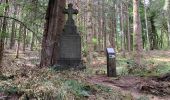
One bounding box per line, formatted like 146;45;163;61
0;50;133;100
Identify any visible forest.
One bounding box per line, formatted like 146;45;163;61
0;0;170;99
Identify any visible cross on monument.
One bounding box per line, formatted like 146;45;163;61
64;3;78;24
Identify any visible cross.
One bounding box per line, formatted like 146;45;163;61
64;3;78;21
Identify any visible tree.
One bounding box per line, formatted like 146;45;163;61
10;0;17;49
30;0;38;51
164;0;170;46
0;0;9;65
144;0;150;50
109;0;116;49
86;0;93;65
16;24;23;58
40;0;66;67
133;0;143;65
148;0;166;49
168;0;170;46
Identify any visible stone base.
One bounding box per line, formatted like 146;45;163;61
53;59;86;71
58;58;81;66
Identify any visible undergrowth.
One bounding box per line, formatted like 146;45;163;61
0;66;133;100
117;58;170;77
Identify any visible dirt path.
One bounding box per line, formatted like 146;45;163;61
87;75;170;100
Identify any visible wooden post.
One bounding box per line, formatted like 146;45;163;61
106;48;116;77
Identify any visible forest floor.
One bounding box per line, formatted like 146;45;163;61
88;50;170;100
0;49;170;99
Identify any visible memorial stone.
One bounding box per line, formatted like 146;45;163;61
58;3;82;68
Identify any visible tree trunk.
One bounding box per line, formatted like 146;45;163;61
144;0;150;50
23;27;26;52
10;20;16;49
133;0;143;65
30;33;35;51
168;20;170;46
166;0;170;46
30;0;38;51
97;0;102;52
109;1;116;49
102;0;106;51
0;0;8;65
149;15;158;50
16;24;22;58
40;0;66;67
0;40;4;65
10;0;17;49
120;3;126;57
160;29;163;48
86;0;93;65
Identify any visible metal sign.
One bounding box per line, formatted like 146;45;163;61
106;48;115;54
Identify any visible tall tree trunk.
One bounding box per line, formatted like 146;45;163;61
102;2;106;51
144;0;150;50
30;0;38;51
97;0;102;52
4;0;9;48
0;0;8;65
165;0;170;46
23;27;26;52
16;24;22;58
10;20;16;49
92;3;97;51
109;1;116;49
126;3;131;52
149;15;158;50
10;0;17;49
168;20;170;46
40;0;66;67
133;0;143;65
30;33;35;51
160;29;163;48
87;0;93;65
100;0;106;51
120;3;126;57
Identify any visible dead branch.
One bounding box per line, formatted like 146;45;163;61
0;15;42;42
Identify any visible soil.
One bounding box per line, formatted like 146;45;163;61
87;75;170;100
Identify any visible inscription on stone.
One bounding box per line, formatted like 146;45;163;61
60;36;81;59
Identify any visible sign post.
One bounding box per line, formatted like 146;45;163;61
106;48;116;77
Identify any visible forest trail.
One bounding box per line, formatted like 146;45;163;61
87;75;170;100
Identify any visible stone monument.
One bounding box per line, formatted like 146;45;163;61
58;3;82;68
